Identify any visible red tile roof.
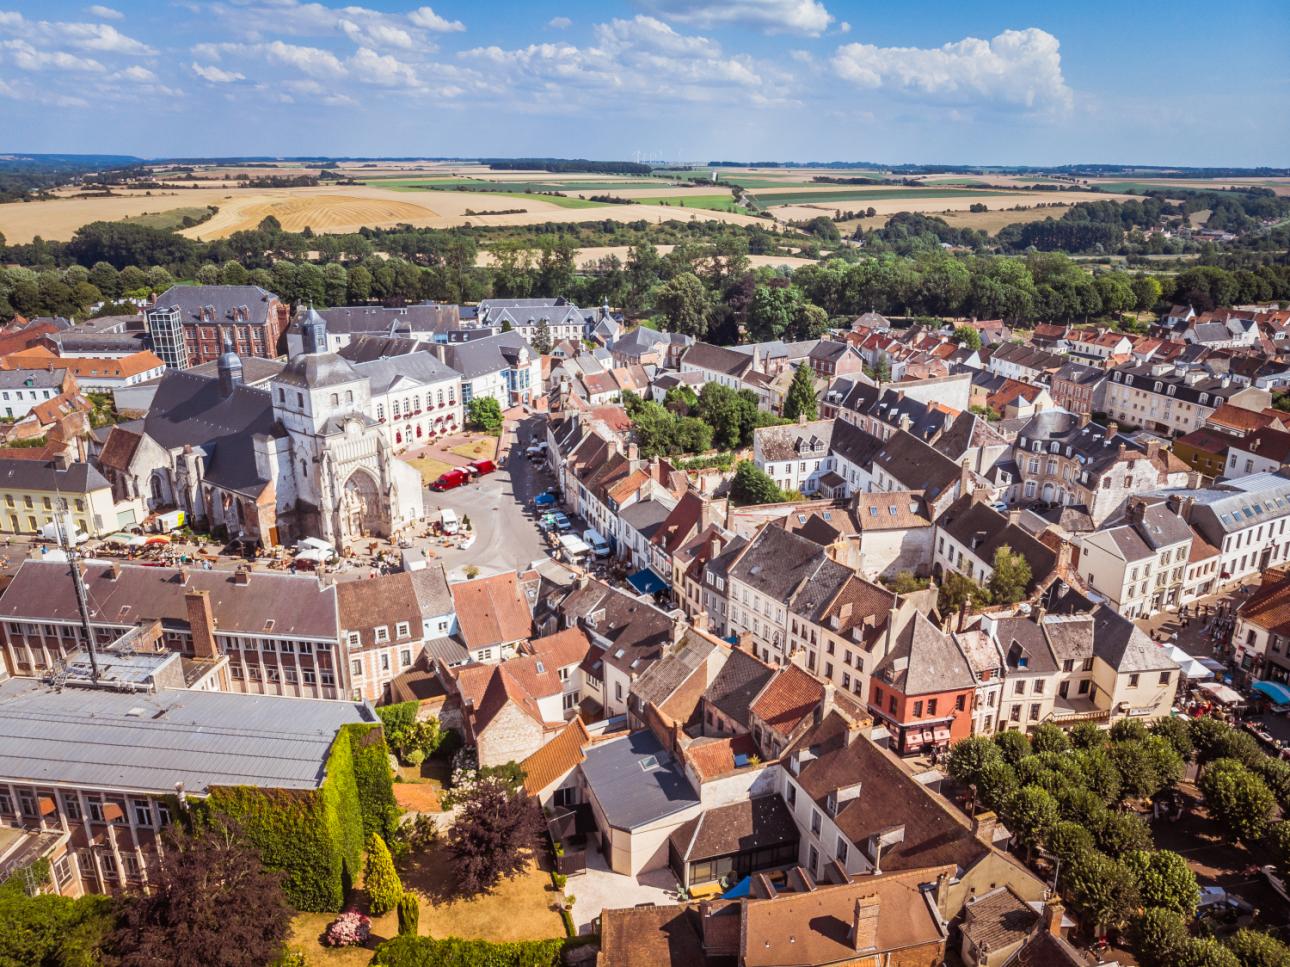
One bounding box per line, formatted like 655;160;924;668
450;572;533;649
522;717;590;795
525;627;593;670
750;664;824;737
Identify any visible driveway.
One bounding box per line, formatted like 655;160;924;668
421;416;556;580
569;850;678;935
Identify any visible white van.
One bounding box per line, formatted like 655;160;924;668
441;508;460;535
583;528;611;558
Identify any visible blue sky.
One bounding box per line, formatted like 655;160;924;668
1;0;1286;165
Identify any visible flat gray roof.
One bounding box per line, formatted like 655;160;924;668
580;730;698;830
0;678;372;795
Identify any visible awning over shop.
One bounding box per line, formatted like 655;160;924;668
1254;680;1290;705
932;726;952;743
627;569;670;596
1199;682;1244;705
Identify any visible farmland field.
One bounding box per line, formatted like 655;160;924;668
120;206;215;230
368;177;670;193
630;194;749;212
751;187;1008;206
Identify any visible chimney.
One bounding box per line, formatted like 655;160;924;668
1106;421;1118;441
1126;498;1146;525
234;566;251;586
1056;539;1073;578
708;536;721;561
53;452;71;471
176;566;189;587
971;811;998;846
852;895;880;952
1043;900;1065;938
1145;438;1162;461
815;681;836;725
884;605;900;656
627;441;640;463
1078;411;1090;427
737;631;756;653
959;460;972;496
693;610;709;632
107;561;121;580
435;344;447;364
934;871;952;913
1007;509;1021;527
185;589;218;659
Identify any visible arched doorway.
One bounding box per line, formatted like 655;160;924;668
340;470;383;538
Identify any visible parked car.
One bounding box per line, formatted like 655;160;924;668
551;512;573;532
431;469;470;491
469;459;497;475
525;442;548;459
583;528;611;558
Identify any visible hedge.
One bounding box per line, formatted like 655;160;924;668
370;935;566;967
201;722;394;911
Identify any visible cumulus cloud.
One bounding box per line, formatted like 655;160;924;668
2;39;105;71
120;64;156;81
87;4;124;19
637;0;833;36
0;11;153;54
192;61;245;82
832;28;1072;111
409;6;465;32
339;17;415;49
547;16;572;29
263;39;347;76
348;46;421;87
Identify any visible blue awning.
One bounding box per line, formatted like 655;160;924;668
627;569;669;596
1254;681;1290;705
722;876;751;899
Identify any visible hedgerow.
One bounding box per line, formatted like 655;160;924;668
370;935;566;967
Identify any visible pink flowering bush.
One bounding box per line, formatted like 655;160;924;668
324;910;371;947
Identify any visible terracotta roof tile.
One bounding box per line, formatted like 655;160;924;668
521;717;589;794
683;732;757;781
750;664;824;737
450;572;533;650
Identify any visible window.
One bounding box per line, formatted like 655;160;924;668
351;659;361;675
380;654;390;672
955;694;965;711
913;700;923;717
1014;680;1025;695
133;800;152;827
1033;680;1044;694
401;649;412;667
374;626;389;643
811;810;822;835
835;838;848;863
88;800;104;823
396;622;411;639
346;631;361;648
1158;671;1171;686
1128;673;1140;687
786;784;797;808
1029;703;1040;721
64;796;80;821
927;698;938;716
1063;659;1074;672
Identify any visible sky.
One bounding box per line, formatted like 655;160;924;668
0;0;1287;166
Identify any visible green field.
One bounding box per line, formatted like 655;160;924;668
631;194;749;212
750;187;1013;206
119;206;214;230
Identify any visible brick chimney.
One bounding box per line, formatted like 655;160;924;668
852;895;880;952
1144;438;1162;461
234;566;251;586
185;589;218;659
1126;498;1146;525
1043;900;1065;937
1106;421;1119;441
971;811;998;846
693;610;709;633
1078;411;1091;427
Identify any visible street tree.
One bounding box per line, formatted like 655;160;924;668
1200;758;1276;844
1123;849;1200;917
466;397;503;434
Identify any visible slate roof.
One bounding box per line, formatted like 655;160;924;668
668;794;797;863
630;631;716;713
619;498;674;543
875;611;976;694
314;304;459;336
352;351;459;395
680;342;756;378
729;525;834;603
274;351;362;389
559;579;675;675
0;369;64;390
0;677;368;794
704;647;774;728
873;428;964;500
755;419;834;462
937;496;1056;588
827;418;884;468
1090;604;1177;673
442;330;531;380
0;458;108;494
146;285;278;325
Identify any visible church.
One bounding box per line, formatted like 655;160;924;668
95;311;426;548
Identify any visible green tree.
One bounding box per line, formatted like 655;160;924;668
730;461;785;506
1199;758;1277;844
1174;937;1241;967
953;325;982;350
365;834;403;915
1070;721;1108;750
1062;848;1140;935
1030;723;1070;755
1097;809;1153;858
994;730;1032;766
1131;274;1164;311
1267;819;1290;882
1149;717;1195;760
1227;929;1290;967
1130;908;1189;967
782;363;818;422
999;785;1058;859
975;759;1019;812
655;272;710;338
747;283;802;342
466;396;503;434
1074;747;1123;804
939;570;988;621
1190;717;1261;766
947;736;1002;789
1123;849;1200;917
397;894;419;937
1046;820;1095;864
987;545;1032;605
531;318;553;355
662;384;698;416
1110;738;1180;801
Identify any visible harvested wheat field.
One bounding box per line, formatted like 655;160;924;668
763;188;1128;223
0;186;252;243
190;192;443;236
477;244;817;270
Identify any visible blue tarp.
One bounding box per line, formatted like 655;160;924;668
534;493;556;508
627;569;669;596
1254;680;1290;705
722;876;751;899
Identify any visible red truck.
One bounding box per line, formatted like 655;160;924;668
431;468;470;491
469;459;496;476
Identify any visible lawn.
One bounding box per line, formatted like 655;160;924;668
403;455;453;485
287;847;563;966
119;206;214;230
450;438;495;460
750;187;1015;206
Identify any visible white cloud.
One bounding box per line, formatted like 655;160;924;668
408;6;465;32
637;0;833;37
121;64;156;81
339;18;415;50
87;4;125;19
192;61;245;83
832;27;1073;111
2;39;105;72
0;12;154;55
838;21;850;33
348;46;421;87
547;16;572;29
263;39;347;76
0;77;15;97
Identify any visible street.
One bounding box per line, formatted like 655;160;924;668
420;415;555;580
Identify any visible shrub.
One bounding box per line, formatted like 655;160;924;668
324;911;371;948
365;835;404;915
552;872;567;890
1226;929;1290;967
371;934;566;967
406;749;426;768
397;895;420;937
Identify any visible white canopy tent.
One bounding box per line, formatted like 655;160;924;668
1198;682;1244;706
1163;644;1213;680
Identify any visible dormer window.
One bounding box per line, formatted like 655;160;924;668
1167;385;1175;396
1199;393;1209;404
